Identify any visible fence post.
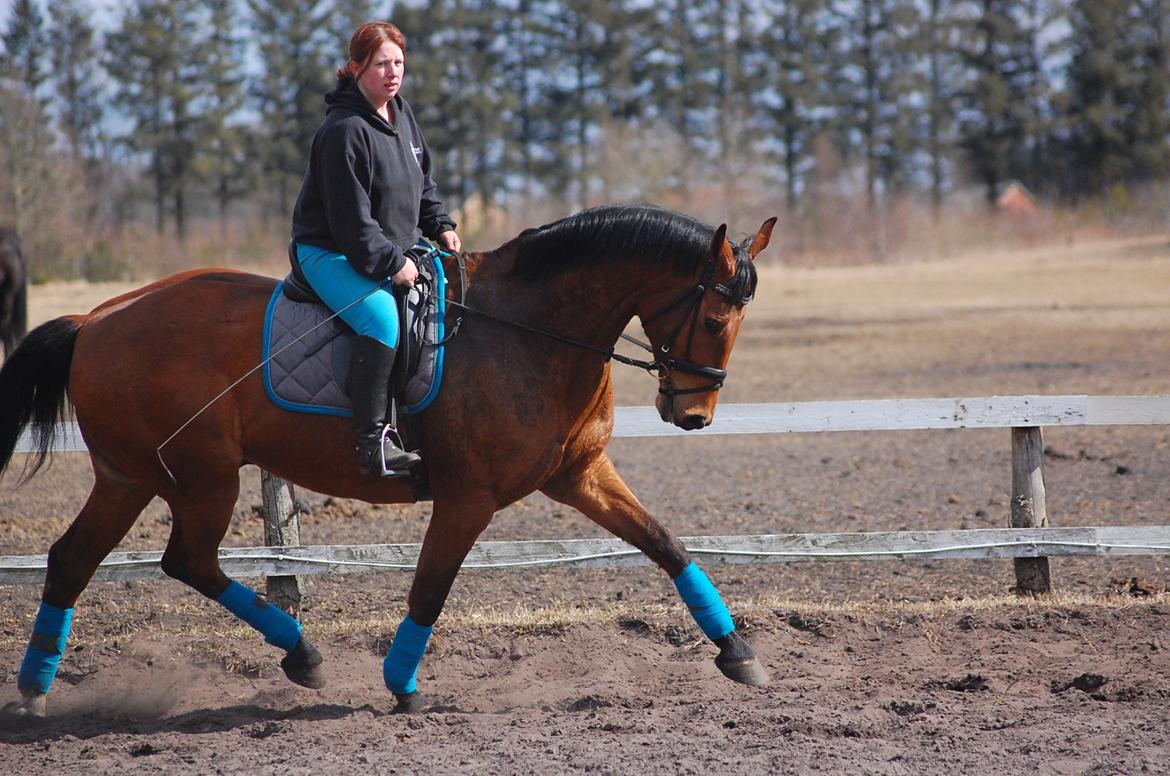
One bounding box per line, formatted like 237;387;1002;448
1010;426;1051;594
261;471;303;616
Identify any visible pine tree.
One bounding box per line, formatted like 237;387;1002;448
757;0;837;212
831;0;923;211
957;0;1020;203
106;0;216;239
1063;0;1132;197
922;0;965;212
46;0;105;164
200;0;251;236
0;0;48;101
0;0;51;238
1114;0;1170;185
246;0;334;219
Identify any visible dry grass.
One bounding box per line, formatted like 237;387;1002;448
6;590;1164;658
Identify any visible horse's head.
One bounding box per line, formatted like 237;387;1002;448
639;217;776;430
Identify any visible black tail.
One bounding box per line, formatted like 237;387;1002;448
0;316;81;483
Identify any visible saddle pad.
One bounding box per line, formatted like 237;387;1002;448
262;254;448;417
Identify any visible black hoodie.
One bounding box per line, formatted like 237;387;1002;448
291;79;456;279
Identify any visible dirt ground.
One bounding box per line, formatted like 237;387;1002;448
3;234;1170;773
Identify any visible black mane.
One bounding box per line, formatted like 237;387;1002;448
513;205;715;278
511;204;757;303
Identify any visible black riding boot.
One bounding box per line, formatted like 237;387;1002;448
349;335;421;475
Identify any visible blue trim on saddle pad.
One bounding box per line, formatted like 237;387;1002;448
261;252;448;417
262;284;352;417
17;601;74;694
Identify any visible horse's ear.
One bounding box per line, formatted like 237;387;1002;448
710;223;735;281
747;217;778;260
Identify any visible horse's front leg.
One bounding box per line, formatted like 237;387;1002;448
542;453;768;687
385;495;495;713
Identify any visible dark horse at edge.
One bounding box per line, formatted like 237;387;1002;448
0;226;28;359
0;205;776;718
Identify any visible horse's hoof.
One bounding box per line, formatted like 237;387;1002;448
281;637;326;690
392;691;427;714
1;692;47;720
716;656;770;687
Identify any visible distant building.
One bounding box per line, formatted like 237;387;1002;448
995;181;1037;217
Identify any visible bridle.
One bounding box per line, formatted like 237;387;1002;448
438;242;754;399
624;244;754;399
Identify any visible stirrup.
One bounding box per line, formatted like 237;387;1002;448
360;425;421;478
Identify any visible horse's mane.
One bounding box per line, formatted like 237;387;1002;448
512;205;715;277
510;204;757;301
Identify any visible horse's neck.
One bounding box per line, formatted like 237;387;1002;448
467;251;651;350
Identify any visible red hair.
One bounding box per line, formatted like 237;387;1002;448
337;21;407;83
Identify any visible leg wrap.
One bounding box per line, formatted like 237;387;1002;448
383;615;433;695
673;562;735;640
18;601;74;694
217;581;302;651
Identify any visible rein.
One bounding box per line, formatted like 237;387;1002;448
431;250;752;396
437;293;663;376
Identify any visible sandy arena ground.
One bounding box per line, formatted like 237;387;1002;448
3;234;1170;773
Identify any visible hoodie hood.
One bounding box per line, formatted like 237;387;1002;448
325;78;397;135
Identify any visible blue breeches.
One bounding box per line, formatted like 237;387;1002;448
295;243;399;347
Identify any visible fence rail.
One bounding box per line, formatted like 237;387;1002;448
17;395;1170;453
5;394;1170;599
4;527;1170;585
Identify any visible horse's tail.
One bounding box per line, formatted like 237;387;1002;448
0;316;82;483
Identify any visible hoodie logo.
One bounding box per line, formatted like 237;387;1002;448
411;143;423;169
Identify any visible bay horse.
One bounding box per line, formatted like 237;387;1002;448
0;226;28;359
0;205;776;718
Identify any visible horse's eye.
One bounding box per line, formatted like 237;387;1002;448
703;317;722;334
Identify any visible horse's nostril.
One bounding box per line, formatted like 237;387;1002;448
679;414;706;431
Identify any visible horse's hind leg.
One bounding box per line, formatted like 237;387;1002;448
159;480;325;690
542;453;769;687
5;465;154;719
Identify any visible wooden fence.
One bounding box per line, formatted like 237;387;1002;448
4;395;1170;606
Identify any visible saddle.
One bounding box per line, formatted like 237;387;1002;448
263;242;450;419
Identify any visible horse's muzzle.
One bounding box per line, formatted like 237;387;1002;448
678;413;709;430
657;393;712;429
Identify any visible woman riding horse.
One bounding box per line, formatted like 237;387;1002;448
0;204;775;718
292;21;462;477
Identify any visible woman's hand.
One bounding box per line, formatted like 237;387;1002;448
391;258;419;288
438;230;462;252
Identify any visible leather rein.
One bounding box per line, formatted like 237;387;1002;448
435;245;753;399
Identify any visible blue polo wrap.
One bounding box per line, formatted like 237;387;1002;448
383;615;433;695
18;601;74;694
216;580;302;651
673;562;735;640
